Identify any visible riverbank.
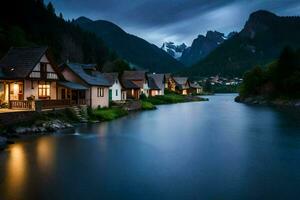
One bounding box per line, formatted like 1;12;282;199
143;92;208;106
235;95;300;107
0;94;208;151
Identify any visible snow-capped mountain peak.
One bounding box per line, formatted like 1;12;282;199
161;42;187;60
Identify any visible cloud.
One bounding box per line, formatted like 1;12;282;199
47;0;300;46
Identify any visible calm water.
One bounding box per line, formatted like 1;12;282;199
0;94;300;200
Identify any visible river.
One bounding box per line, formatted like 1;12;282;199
0;94;300;199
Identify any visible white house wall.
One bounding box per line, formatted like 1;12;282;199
110;81;122;101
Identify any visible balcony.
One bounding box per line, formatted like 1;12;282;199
8;99;86;111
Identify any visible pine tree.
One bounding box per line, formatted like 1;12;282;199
47;2;55;15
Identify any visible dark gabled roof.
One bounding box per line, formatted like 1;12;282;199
147;74;164;89
0;46;48;79
63;63;110;86
102;72;119;85
121;79;140;89
173;77;189;89
189;82;202;89
148;77;160;90
164;73;171;80
58;81;88;90
80;63;97;70
122;70;146;80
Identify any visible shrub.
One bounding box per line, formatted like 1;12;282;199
93;108;128;121
141;101;156;110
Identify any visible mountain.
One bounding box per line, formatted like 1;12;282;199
161;42;187;60
74;17;184;73
0;0;115;66
180;31;227;66
182;10;300;77
181;10;300;78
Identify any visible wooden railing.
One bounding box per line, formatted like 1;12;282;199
40;99;72;109
10;100;33;110
9;99;87;110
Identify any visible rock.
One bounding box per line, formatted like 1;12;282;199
0;136;7;150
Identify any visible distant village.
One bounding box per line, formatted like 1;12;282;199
0;47;203;112
199;75;243;87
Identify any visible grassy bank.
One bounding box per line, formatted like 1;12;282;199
145;91;208;105
140;101;156;110
88;107;128;121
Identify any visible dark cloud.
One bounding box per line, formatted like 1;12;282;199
47;0;300;46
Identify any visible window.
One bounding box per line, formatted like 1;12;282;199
38;82;50;99
97;87;104;97
116;89;118;96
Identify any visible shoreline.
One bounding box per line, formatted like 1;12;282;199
235;95;300;107
0;96;208;151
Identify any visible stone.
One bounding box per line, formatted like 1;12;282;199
0;136;7;149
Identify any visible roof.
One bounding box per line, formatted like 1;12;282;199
173;77;188;85
122;70;146;80
148;77;160;90
63;63;110;86
164;73;171;80
80;63;97;70
58;81;88;90
147;74;164;89
102;73;119;85
121;79;140;89
173;77;189;89
190;82;202;89
0;46;48;79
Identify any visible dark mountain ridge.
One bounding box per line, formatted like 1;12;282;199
75;17;184;73
181;10;300;78
180;31;226;66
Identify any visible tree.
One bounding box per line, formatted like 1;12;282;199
239;66;265;97
59;13;63;19
47;2;55;15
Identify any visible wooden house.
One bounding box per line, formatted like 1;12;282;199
147;73;165;96
189;82;203;94
0;47;73;110
122;71;149;98
173;77;190;95
102;72;126;102
60;63;111;108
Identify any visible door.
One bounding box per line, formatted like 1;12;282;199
71;90;78;104
109;89;112;101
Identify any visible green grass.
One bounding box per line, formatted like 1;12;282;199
147;93;187;105
92;107;128;121
141;101;156;110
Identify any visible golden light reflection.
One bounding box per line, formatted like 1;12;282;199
37;138;54;172
6;144;27;196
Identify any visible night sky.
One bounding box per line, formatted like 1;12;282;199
46;0;300;46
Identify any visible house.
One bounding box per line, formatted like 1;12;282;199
102;73;126;102
122;71;149;98
189;82;203;94
121;79;140;100
0;47;68;110
164;73;171;89
59;63;111;108
173;77;190;95
147;73;165;96
165;74;177;92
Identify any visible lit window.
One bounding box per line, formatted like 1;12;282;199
97;87;104;97
38;82;50;99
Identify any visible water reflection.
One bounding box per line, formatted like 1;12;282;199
5;144;27;199
37;137;55;173
0;94;299;199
